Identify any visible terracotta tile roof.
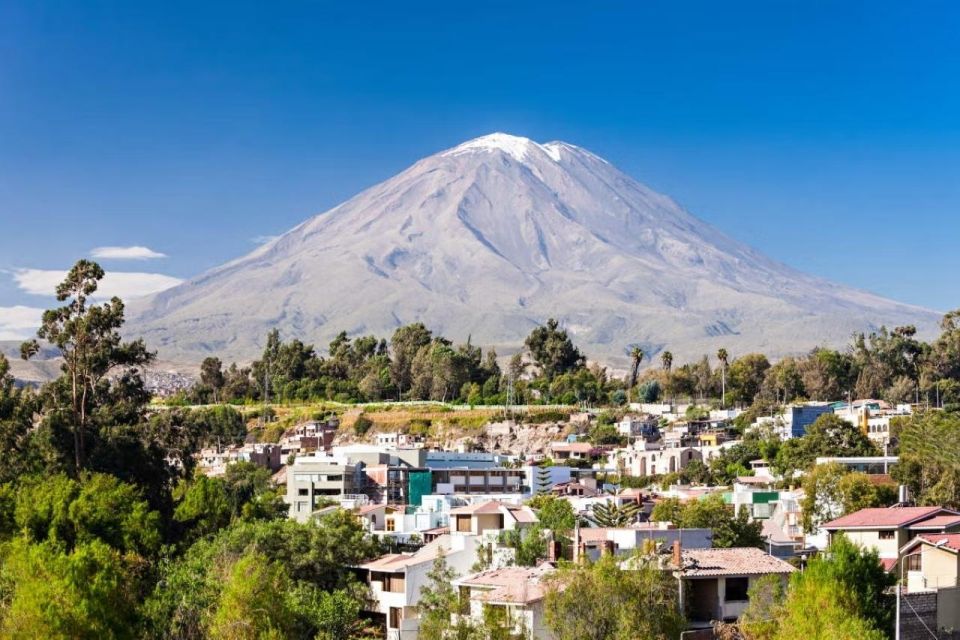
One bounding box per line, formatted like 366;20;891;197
355;504;387;515
823;506;950;530
916;534;960;553
579;528;613;542
909;515;960;530
463;566;555;605
676;548;797;578
880;558;898;571
421;526;449;535
551;442;596;453
360;536;449;571
449;501;504;515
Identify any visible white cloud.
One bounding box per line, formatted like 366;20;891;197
91;245;167;260
0;305;44;340
13;268;183;300
252;235;279;245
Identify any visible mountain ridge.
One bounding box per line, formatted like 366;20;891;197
127;133;939;367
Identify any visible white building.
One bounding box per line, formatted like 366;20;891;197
454;565;556;639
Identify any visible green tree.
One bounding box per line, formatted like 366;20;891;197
0;538;140;639
588;501;641;527
200;357;226;403
173;475;234;540
208;551;296;640
12;472;161;556
500;525;548;566
143;513;381;639
524;319;585;381
627;346;645;396
678;494;764;548
775;413;878;477
650;497;684;524
530;495;576;533
727;353;771;405
0;354;38;484
390;323;433;399
739;534;893;640
717;348;729;407
21;260;153;472
894;410;960;508
543;552;685;640
417;552;475;640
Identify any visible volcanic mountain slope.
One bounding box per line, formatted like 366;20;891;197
127;133;940;367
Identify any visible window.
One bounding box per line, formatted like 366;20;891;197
905;553;922;572
382;573;405;593
725;577;750;602
389;607;402;629
879;531;895;540
386;518;395;532
298;488;309;496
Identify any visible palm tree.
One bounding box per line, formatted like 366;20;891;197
660;351;673;373
717;348;729;408
627;346;644;400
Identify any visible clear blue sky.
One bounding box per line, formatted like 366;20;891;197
1;1;958;335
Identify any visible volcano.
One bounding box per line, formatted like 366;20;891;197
127;133;939;367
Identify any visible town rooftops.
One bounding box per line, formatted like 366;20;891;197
449;501;538;523
550;442;597;453
676;547;797;578
902;534;960;555
355;503;392;515
449;501;504;515
461;565;555;605
908;515;960;531
360;536;450;572
823;506;959;530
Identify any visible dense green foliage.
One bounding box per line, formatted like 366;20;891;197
543;553;686;640
893;408;960;508
801;463;897;532
0;262;385;639
739;535;893;640
182;317;624;406
650;494;764;548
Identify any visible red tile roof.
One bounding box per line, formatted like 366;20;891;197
551;442;596;453
823;506;949;530
676;548;797;578
917;534;960;553
449;501;504;515
908;515;960;530
463;566;555;605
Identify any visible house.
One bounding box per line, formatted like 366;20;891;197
550;480;599;498
550;441;600;461
821;506;960;569
454;565;556;639
616;416;659;438
279;419;337;456
754;403;832;440
285;455;363;522
897;535;960;634
673;546;796;627
355;503;397;532
361;534;481;640
449;501;538;536
577;524;713;561
431;467;525;496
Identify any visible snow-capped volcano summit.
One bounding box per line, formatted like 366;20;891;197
127;133;939;365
